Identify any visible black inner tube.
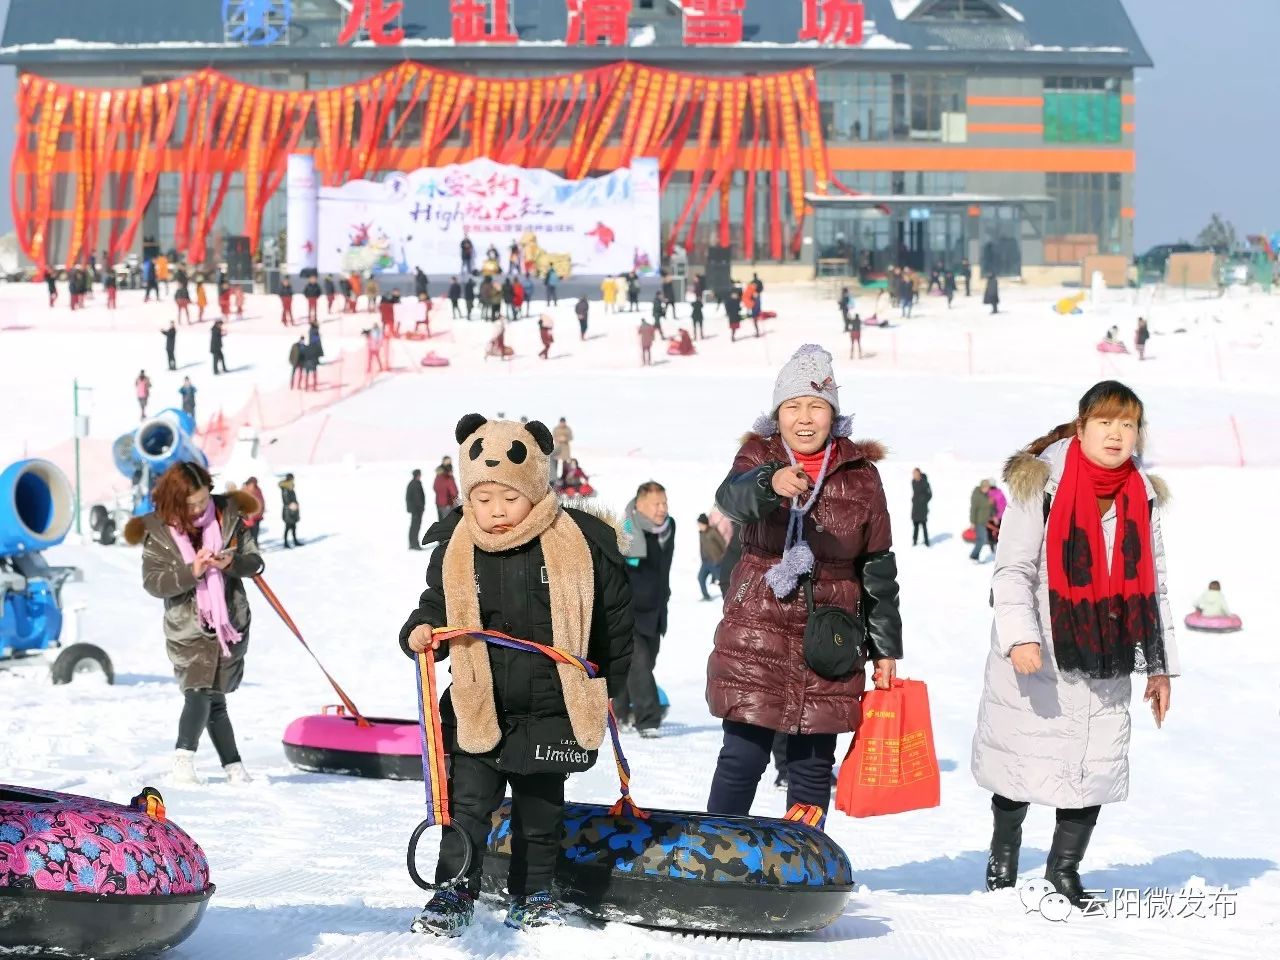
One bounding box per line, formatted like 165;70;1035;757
406;819;472;892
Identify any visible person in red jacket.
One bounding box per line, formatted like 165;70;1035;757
433;460;459;521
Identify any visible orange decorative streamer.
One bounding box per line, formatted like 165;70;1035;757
10;63;834;271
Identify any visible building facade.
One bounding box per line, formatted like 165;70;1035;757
0;0;1150;274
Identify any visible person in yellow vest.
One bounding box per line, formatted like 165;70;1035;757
601;275;618;314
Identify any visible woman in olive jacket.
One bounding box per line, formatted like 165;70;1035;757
125;461;264;785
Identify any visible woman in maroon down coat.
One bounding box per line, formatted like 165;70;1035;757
705;344;903;821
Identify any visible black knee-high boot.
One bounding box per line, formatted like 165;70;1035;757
986;797;1029;891
1045;819;1099;907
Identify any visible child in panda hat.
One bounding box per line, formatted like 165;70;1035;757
400;414;634;935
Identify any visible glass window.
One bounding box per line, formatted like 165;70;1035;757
1045;171;1123;260
1043;77;1122;143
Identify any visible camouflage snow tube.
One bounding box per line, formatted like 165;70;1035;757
483;801;853;933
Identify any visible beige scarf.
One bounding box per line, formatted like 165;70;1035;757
441;492;607;754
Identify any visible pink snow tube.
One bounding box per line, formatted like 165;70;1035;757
0;783;213;959
282;709;423;780
1183;612;1243;633
1096;340;1128;354
420;352;450;367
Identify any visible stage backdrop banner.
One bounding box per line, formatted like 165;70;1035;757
286;154;319;271
317;157;661;278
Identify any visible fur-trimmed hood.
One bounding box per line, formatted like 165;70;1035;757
1003;439;1169;507
737;428;887;468
123;490;261;546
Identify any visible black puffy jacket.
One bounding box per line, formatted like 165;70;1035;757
627;524;675;639
399;508;634;770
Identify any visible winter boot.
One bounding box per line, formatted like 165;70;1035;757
504;891;566;931
1044;820;1100;908
410;889;475;937
172;749;205;786
638;726;662;740
986;799;1029;890
223;762;254;785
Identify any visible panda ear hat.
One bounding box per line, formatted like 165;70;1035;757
455;413;488;444
453;413;553;505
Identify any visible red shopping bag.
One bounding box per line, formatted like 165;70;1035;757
835;678;940;818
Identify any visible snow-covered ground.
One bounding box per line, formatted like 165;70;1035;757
2;277;1278;959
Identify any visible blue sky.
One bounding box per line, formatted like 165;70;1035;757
0;0;1273;250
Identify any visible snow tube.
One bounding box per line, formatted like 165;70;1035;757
403;331;431;341
558;483;595;498
1183;612;1243;633
282;710;423;780
759;310;777;320
1096;340;1128;354
0;784;212;960
420;352;450;368
963;526;976;543
863;315;888;327
658;684;669;721
481;801;852;933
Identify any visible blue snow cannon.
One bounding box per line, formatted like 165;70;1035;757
0;459;109;683
103;408;206;525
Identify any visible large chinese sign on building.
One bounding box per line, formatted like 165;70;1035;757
308;157;661;278
333;0;865;47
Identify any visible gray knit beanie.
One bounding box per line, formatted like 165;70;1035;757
772;344;840;416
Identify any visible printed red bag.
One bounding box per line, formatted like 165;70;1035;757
835;678;940;818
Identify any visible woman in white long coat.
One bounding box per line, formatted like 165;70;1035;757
971;381;1180;907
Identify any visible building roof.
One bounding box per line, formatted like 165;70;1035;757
0;0;1152;70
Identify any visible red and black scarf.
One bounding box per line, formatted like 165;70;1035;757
1046;439;1167;680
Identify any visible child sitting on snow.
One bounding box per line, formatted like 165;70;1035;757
400;414;633;936
1194;580;1230;618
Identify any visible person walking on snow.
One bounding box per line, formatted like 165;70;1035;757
697;513;727;601
601;275;617;313
984;273;1000;315
972;380;1177;908
537;314;554;360
162;321;178;370
1135;317;1150;361
104;269;117;309
125;460;263;786
691;298;705;340
195;278;208;323
406;468;427;551
179;377;197;420
650;295;667;340
210;319;228;375
550;418;573;483
400;414;633;936
433;460;459;521
289;336;305;390
911;468;931;546
175;282;192;325
279;277;295;326
45;268;57;308
705;344;902;824
365;324;386;374
615;481;674;737
544;266;559;306
135;370;152;420
575;296;589;341
448;276;462;319
638;318;656;366
303;277;321;324
279;473;301;548
969;479;996;562
323;274;336;314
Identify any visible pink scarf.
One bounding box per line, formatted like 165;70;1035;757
168;499;242;657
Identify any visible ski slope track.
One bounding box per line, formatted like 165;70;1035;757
1;278;1276;959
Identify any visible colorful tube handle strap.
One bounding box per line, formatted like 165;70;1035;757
416;627;647;824
252;575;370;727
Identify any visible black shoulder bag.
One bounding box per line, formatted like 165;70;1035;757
802;576;865;681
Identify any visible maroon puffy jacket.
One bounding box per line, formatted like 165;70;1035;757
706;432;902;735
